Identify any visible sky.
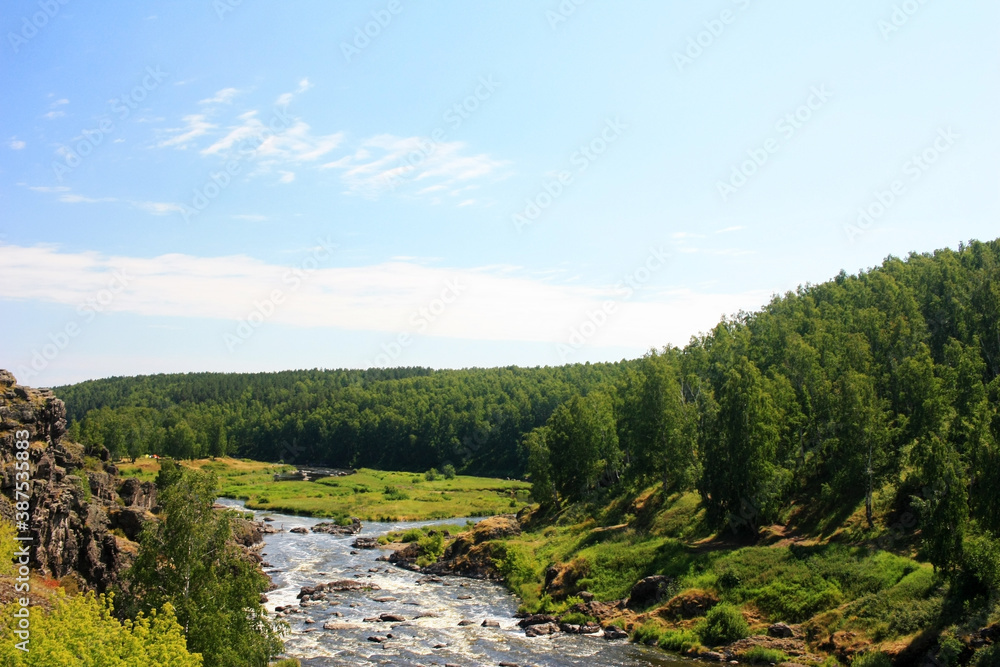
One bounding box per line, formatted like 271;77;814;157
1;0;998;386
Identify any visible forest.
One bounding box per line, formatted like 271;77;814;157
56;238;1000;577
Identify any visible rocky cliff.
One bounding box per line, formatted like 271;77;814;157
0;370;156;592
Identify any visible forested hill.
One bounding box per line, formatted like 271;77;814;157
54;363;627;476
57;238;1000;516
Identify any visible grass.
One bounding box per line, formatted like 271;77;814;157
115;457;531;521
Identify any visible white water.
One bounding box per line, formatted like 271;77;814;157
219;499;687;666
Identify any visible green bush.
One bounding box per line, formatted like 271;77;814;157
400;528;424;543
442;464;457;479
698;602;749;646
415;533;445;567
851;652;892;667
632;621;665;646
383;485;410;501
425;468;439;481
742;646;790;664
658;628;701;653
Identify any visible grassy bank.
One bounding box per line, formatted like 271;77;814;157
453;488;999;665
117;457;532;521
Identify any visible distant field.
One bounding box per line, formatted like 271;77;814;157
116;457;533;521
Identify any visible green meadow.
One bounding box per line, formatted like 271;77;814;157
117;457;532;521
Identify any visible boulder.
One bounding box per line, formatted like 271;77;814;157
768;622;796;638
627;575;674;608
525;622;560;637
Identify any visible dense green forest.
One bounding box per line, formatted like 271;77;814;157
520;238;1000;577
55;364;625;476
58;238;1000;578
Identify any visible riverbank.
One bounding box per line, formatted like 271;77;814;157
379;488;1000;666
118;457;532;521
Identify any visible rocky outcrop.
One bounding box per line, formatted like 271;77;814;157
118;477;157;510
312;518;362;535
0;371;139;592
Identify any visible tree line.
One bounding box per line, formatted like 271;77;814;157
56;364;624;477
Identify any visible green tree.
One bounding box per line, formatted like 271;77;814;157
912;435;969;573
0;592;201;666
523;426;554;507
699;357;781;533
546;392;621;502
123;463;283;666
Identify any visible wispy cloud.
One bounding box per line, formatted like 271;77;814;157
131;201;186;215
275;78;312;106
59;194;117;204
43;111;65;120
323;134;509;202
8;139;26;150
277;171;295;184
201;112;343;165
199;87;240;105
156;114;217;149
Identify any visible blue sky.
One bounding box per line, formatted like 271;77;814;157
1;0;998;386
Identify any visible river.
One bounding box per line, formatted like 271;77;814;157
218;500;687;667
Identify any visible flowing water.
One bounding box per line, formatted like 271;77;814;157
218;499;687;667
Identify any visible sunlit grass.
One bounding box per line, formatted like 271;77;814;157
116;457;532;521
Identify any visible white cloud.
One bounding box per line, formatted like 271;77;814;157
202;113;342;165
9;139;26;150
199;87;240;105
59;194;117;204
278;171;295;184
28;185;69;192
0;244;771;351
131;201;186;215
51;98;69;106
323;134;509;201
156;114;217;149
43;111;65;120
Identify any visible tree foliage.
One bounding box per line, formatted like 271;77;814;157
122;461;283;667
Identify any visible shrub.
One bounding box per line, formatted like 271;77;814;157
400;528;424;543
698;602;749;646
383;485;410;501
442;464;457;479
851;652;892;667
742;646;790;664
658;629;701;653
425;468;439;481
415;533;445;567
